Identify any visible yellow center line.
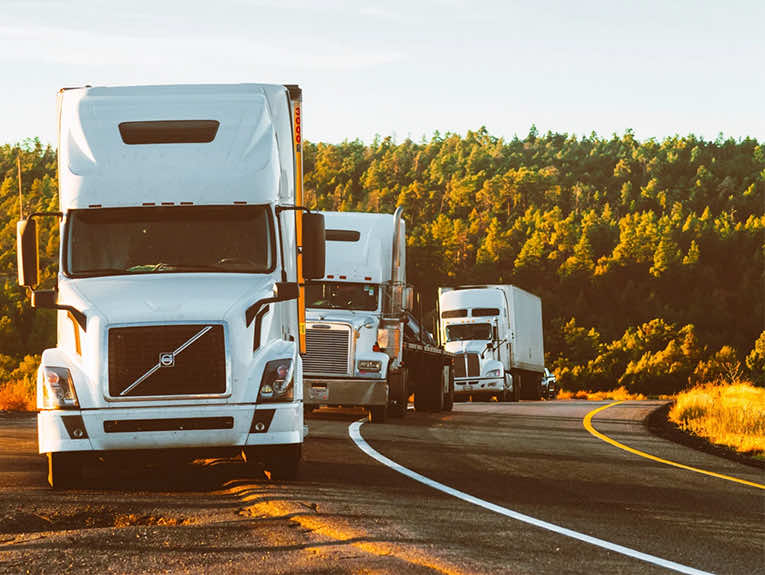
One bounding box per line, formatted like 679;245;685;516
583;401;765;490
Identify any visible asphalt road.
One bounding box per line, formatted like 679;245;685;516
0;401;762;574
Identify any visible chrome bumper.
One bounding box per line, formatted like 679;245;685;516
304;377;388;407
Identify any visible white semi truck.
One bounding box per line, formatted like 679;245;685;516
16;83;326;486
302;209;454;422
438;285;545;401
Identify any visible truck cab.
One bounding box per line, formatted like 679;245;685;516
302;211;406;422
17;83;325;486
438;288;512;401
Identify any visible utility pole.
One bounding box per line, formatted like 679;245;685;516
17;153;23;219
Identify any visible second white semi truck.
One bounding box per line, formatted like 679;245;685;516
438;285;545;401
302;209;454;422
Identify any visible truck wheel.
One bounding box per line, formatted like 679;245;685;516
413;389;427;411
415;364;444;412
265;444;301;480
388;368;408;418
443;366;454;412
510;370;521;402
47;452;83;489
369;405;387;423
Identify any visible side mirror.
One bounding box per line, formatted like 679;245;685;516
302;212;325;280
31;289;56;308
17;219;39;288
274;281;299;301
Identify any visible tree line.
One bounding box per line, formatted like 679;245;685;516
0;129;763;396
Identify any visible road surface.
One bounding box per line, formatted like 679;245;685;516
1;401;762;574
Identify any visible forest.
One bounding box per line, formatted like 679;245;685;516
0;128;763;399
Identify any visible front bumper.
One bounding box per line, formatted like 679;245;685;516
454;376;504;397
304;377;388;407
38;403;302;454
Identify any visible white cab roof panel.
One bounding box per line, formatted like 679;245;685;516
321;211;402;283
58;83;294;209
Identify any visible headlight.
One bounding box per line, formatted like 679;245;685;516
357;360;382;373
486;368;502;378
257;359;294;403
41;366;79;409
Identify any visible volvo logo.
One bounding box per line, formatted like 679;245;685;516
159;352;175;368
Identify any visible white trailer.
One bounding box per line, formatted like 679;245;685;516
303;209;454;422
438;285;544;401
16;83;326;486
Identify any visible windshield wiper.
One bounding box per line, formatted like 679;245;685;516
128;263;227;273
74;268;130;277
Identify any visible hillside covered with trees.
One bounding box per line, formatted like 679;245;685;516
0;129;763;398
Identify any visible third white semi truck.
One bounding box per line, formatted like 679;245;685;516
438;285;544;401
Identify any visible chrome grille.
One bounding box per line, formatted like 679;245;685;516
454;354;466;378
303;324;351;375
108;324;226;397
454;353;481;378
467;353;480;376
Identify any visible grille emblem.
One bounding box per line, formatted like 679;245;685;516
159;352;175;368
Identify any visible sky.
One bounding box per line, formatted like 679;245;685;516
1;0;763;147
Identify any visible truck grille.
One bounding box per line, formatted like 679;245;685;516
108;324;226;397
303;324;351;375
454;353;480;378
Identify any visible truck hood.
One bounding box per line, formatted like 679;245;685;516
62;274;274;325
444;340;491;355
306;308;380;331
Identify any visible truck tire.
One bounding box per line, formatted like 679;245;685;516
47;452;83;489
498;372;511;402
510;370;521;402
442;365;454;411
369;405;387;423
265;444;301;480
519;373;543;400
244;444;301;480
388;368;408;418
414;363;444;412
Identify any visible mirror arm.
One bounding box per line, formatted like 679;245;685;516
275;205;316;215
31;290;87;331
245;282;299;327
28;211;63;220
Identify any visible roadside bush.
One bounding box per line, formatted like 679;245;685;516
0;354;39;412
669;381;765;454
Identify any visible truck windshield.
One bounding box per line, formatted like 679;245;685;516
306;282;379;311
445;323;492;341
66;205;273;277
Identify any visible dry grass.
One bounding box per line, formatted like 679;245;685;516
556;386;646;401
669;381;765;455
0;379;36;411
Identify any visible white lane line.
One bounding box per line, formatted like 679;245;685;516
349;420;714;575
